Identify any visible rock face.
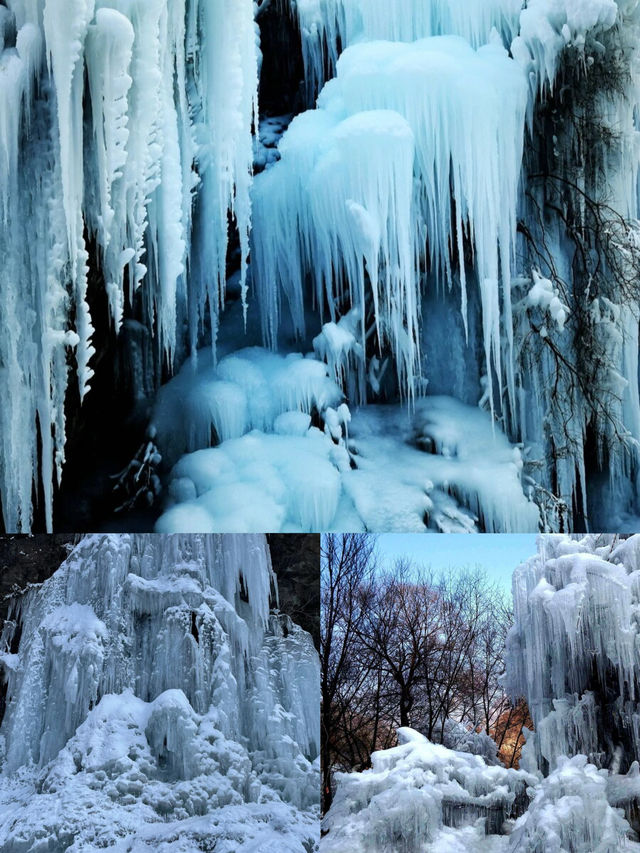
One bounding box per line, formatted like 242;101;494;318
0;535;77;629
269;534;320;649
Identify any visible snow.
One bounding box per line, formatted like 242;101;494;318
157;430;346;533
0;533;319;851
525;270;569;332
151;347;344;467
341;398;540;533
515;0;620;90
157;394;539;533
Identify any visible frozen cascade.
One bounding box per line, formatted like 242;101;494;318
505;534;640;776
0;0;258;532
3;0;640;532
0;533;320;851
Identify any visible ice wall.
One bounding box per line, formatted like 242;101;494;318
0;533;320;851
508;754;630;853
0;0;258;532
505;534;640;775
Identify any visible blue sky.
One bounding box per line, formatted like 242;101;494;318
375;534;538;596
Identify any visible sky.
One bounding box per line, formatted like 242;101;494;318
375;534;538;596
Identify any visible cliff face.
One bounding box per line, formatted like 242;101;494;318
0;535;77;628
269;534;321;650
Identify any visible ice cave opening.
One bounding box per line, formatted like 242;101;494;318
2;0;640;532
0;532;320;851
320;534;640;852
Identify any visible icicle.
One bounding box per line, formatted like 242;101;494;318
252;36;528;403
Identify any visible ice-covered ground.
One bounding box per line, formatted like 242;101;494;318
321;723;640;852
152;348;539;532
0;534;320;851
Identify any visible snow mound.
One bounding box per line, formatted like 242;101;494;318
321;727;535;853
156;395;540;533
342;398;540;533
152;347;344;467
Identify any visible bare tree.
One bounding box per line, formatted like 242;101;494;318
321;540;533;811
320;533;377;811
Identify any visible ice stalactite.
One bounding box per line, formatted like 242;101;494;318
251;34;529;411
0;533;320;851
289;0;522;101
321;727;536;853
0;0;258;532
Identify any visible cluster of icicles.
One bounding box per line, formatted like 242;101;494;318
0;0;257;531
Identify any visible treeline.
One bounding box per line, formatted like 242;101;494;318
320;534;530;810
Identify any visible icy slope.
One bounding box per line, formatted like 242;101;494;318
0;534;319;851
321;727;536;853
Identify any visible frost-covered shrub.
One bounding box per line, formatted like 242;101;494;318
442;719;500;766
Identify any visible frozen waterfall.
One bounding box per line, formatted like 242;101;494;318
0;533;320;851
2;0;640;531
0;0;258;532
